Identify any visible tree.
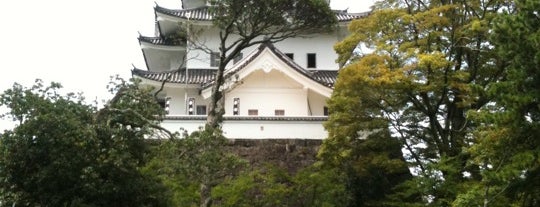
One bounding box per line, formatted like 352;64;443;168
202;0;337;128
144;128;245;207
211;164;348;207
0;79;171;207
460;0;540;206
326;0;511;205
319;76;417;206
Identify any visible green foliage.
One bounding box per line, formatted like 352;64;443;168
0;79;171;207
210;0;336;37
212;166;291;207
463;0;540;206
145;128;245;207
212;164;347;207
328;0;514;205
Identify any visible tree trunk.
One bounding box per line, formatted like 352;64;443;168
200;183;212;207
206;65;226;129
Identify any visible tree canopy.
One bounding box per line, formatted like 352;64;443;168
464;0;540;205
0;79;170;207
323;0;539;206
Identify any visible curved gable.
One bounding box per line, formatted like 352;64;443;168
201;43;333;99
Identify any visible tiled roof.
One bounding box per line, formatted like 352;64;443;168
133;43;339;87
138;35;186;46
156;5;368;22
132;68;215;84
312;70;338;87
155;5;212;21
334;10;370;22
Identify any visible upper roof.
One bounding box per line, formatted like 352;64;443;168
155;5;369;22
155;5;212;21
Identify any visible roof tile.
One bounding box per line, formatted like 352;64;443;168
138;35;186;46
156;5;368;22
132;68;215;84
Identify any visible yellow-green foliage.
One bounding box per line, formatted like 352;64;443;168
325;0;522;206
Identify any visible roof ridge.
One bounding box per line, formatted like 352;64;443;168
156;5;365;22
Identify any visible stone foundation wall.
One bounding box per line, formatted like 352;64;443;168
226;139;323;173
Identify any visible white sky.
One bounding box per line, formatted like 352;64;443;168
0;0;373;130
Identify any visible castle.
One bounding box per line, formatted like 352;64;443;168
132;0;366;139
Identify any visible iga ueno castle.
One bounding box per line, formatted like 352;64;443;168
132;0;366;139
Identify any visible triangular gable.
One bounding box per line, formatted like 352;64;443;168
200;43;333;99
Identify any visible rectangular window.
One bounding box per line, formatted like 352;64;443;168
285;53;294;60
233;52;243;64
196;105;207;115
210;52;220;67
323;106;329;116
275;109;285;116
248;109;258;116
307;53;316;68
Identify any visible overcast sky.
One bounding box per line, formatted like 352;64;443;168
0;0;373;130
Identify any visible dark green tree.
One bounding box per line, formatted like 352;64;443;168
460;0;540;206
211;164;348;207
0;79;171;207
144;128;245;207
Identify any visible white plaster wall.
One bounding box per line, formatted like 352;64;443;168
144;49;185;72
225;70;309;116
161;119;328;139
164;87;209;115
161;118;207;134
186;28;340;70
222;120;327;139
158;19;181;36
274;34;340;69
307;90;328;116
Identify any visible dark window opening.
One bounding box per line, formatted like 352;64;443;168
323;106;329;116
275;109;285;116
157;98;166;109
196;105;207;115
307;53;316;68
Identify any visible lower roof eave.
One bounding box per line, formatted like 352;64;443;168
134;75;202;89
